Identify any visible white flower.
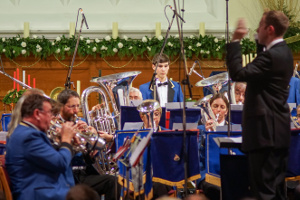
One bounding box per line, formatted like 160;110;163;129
95;38;100;43
2;38;5;42
92;47;97;52
56;36;61;42
105;35;111;41
200;50;204;54
129;46;133;50
196;42;202;47
118;42;123;48
168;42;173;47
21;49;26;54
221;35;225;39
157;35;163;41
36;48;42;53
80;36;84;41
13;50;15;54
147;46;151;51
36;44;41;49
2;49;6;52
142;36;148;43
113;48;118;53
86;39;90;44
52;42;55;46
21;42;27;47
175;34;179;38
189;35;194;39
188;46;192;50
33;35;38;39
216;46;221;51
123;35;128;40
64;47;70;51
55;49;61;53
88;46;90;48
101;46;107;50
16;38;20;41
206;51;210;54
214;38;219;43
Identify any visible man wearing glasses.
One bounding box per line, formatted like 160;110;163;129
57;89;119;200
5;94;76;200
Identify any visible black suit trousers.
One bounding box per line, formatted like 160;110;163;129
248;147;289;200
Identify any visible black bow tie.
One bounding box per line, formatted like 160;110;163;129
157;81;168;87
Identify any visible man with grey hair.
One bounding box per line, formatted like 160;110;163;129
129;87;142;100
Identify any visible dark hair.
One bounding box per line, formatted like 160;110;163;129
66;184;100;200
57;89;80;105
21;94;51;118
263;10;289;36
152;53;170;65
209;93;229;110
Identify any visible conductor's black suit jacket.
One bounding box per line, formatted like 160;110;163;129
226;41;293;152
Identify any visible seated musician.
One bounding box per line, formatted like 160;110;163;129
199;93;229;131
139;53;183;107
129;87;143;100
139;99;168;131
56;89;120;200
6;94;76;200
234;82;246;105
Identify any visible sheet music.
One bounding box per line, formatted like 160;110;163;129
213;136;242;147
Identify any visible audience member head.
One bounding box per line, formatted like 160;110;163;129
129;87;142;100
184;194;208;200
57;89;80;121
152;53;170;82
66;184;100;200
234;82;246;104
257;10;289;46
209;93;229;124
21;94;52;132
139;99;162;129
296;104;300;124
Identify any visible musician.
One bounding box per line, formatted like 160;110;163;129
139;99;168;131
296;105;300;124
139;53;183;107
234;82;246;104
227;11;293;200
5;94;76;200
57;89;120;200
199;93;229;131
129;87;143;100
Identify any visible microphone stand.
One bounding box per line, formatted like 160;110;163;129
148;7;177;101
65;17;85;89
172;0;190;197
225;0;232;139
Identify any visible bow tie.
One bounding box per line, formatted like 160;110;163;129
157;81;168;87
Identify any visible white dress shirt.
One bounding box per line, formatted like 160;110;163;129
156;78;168;107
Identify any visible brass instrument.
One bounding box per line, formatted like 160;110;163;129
137;99;161;132
195;94;219;131
48;117;106;152
80;71;141;174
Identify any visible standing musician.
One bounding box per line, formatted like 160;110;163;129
56;89;120;200
227;10;293;200
139;53;183;107
6;94;76;200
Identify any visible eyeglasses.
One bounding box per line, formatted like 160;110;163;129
65;104;81;109
39;110;53;116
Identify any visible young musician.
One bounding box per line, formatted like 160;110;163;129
139;53;183;107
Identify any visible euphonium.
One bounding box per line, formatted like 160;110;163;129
195;94;219;131
47;117;106;153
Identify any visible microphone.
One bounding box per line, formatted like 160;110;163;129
79;8;89;29
188;61;197;76
168;6;186;23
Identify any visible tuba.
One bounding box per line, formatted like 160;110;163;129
80;71;141;174
195;94;219;131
